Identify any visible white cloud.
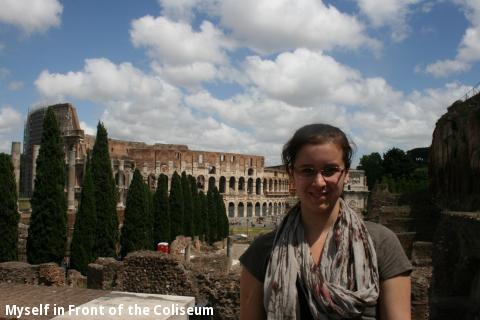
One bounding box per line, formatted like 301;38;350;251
80;121;95;136
130;16;236;65
0;67;10;79
424;0;480;77
356;0;420;42
219;0;380;54
0;106;23;153
243;49;402;110
157;0;222;22
7;81;23;91
0;0;62;34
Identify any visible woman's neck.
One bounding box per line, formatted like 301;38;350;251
300;200;341;240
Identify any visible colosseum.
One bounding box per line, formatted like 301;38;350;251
15;103;369;225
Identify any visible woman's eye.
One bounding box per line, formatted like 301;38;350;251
301;168;315;176
322;168;337;177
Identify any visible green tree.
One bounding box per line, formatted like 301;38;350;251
198;191;208;241
207;189;217;243
70;157;96;274
188;175;200;236
214;188;229;241
383;147;415;180
181;172;193;237
120;169;150;257
0;153;19;262
144;182;154;249
358;152;384;189
169;171;184;239
91;122;118;258
153;173;170;245
27;107;67;264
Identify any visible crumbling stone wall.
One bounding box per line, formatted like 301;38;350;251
429;95;480;211
0;262;65;286
430;212;480;320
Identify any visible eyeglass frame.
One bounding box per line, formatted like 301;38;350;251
291;165;346;181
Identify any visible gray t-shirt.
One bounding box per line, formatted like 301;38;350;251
239;221;412;319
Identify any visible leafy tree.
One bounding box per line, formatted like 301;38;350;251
0;153;19;262
198;191;208;241
358;152;384;189
27;107;67;264
207;189;217;243
70;157;96;274
383;147;415;180
169;171;184;239
214;188;229;241
91;122;118;258
153;173;170;244
120;169;150;257
181;172;193;237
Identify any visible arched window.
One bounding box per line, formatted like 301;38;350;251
208;176;216;191
247;202;253;217
197;175;205;190
248;168;254;176
247;178;254;194
238;177;245;192
228;203;235;217
219;176;226;193
255;202;261;216
229;177;236;192
256;178;261;195
238;203;244;217
262;203;267;216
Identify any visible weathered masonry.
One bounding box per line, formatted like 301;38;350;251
16;103;369;222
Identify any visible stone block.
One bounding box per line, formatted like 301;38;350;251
38;263;65;286
67;269;87;288
0;261;38;285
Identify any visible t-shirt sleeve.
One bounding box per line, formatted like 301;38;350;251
373;224;413;281
239;231;275;283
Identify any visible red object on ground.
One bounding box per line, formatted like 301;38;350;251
157;242;169;253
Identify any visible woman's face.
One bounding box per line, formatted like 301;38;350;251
292;142;348;215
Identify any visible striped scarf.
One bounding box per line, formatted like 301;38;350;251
264;198;379;319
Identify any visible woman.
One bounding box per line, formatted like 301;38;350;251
240;124;412;320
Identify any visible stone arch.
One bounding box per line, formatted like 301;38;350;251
208;176;216;191
197;175;205;190
238;177;245;192
228;202;235;218
263;178;267;194
238;202;244;217
247;178;254;194
268;203;273;215
274;202;278;215
247;202;253;217
255;202;261;216
274;180;278;192
269;179;273;192
229;176;236;192
256;178;261;195
262;202;267;216
219;176;226;193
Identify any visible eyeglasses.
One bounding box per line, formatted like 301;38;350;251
293;166;345;180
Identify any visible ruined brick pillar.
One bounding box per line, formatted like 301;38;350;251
117;160;125;208
67;149;76;210
10;141;21;195
31;144;40;193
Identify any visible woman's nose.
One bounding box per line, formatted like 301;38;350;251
311;172;327;186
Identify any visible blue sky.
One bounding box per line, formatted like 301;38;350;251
1;0;479;165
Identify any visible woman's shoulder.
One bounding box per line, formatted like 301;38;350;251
239;230;277;282
364;220;413;280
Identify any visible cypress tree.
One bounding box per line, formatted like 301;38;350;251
153;173;170;245
91;122;118;258
144;182;154;249
207;189;217;243
198;191;208;241
169;171;184;240
214;188;229;241
27;107;67;264
0;153;19;262
70;157;96;274
188;175;200;236
120;169;150;257
181;172;193;237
